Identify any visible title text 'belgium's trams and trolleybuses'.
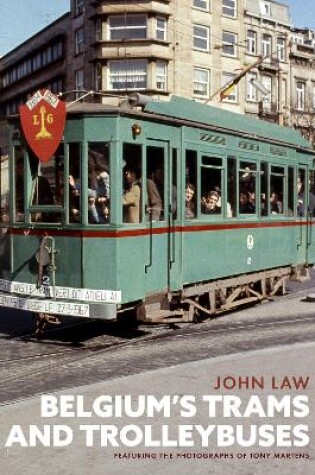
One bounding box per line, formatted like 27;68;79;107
0;91;315;327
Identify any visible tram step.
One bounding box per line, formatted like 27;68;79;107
292;266;310;282
141;309;185;324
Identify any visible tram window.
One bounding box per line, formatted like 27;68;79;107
88;142;110;224
14;147;24;222
239;161;256;214
171;148;178;219
298;167;315;217
270;166;284;215
0;151;9;224
185;150;197;219
309;170;315;196
309;170;315;217
227;157;236;219
201;156;222;216
69;143;81;223
260;162;268;216
146;146;164;221
31;145;64;223
297;168;306;217
122;143;142;224
288;166;294;216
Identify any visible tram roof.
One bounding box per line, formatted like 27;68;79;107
144;96;312;150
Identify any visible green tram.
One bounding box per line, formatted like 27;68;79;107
1;95;315;325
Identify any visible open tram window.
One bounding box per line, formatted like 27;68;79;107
185;150;197;219
239;161;256;215
227;157;236;219
270;166;284;215
260;162;268;216
201;156;223;216
298;167;315;217
87;142;110;224
146;146;164;221
30;145;64;223
288;166;294;216
297;168;306;217
309;170;315;216
122;143;142;224
69;143;81;223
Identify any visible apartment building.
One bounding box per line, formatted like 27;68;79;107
0;0;315;149
244;0;291;124
289;27;315;143
0;13;70;117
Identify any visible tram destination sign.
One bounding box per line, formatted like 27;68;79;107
0;294;90;318
19;89;66;162
0;279;121;304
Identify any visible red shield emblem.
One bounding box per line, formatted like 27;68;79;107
19;89;66;162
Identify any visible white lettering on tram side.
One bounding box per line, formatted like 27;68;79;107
0;279;121;304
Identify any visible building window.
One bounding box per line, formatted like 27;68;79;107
296;81;305;110
156;17;167;41
261;75;272;103
108;15;147;40
75;70;84;99
75;0;84;16
52;40;63;60
222;31;238;57
312;83;315;110
95;63;102;91
221;72;237;102
76;70;84;91
193;68;209;97
193;0;209;10
108;60;147;90
193;24;210;51
260;1;271;16
223;0;237;18
246;72;258;102
95;19;103;41
156;61;167;90
247;30;257;54
262;34;272;57
277;37;285;61
75;28;84;54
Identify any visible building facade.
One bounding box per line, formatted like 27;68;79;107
1;0;315;151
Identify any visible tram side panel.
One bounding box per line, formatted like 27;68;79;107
182;224;299;286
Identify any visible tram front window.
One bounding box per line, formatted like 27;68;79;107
88;142;110;224
31;146;64;223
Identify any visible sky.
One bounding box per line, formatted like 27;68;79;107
0;0;70;56
0;0;314;57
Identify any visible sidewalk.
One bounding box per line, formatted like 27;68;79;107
0;341;314;475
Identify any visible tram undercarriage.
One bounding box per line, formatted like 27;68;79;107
138;265;310;324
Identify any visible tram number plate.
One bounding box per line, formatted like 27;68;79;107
0;295;90;317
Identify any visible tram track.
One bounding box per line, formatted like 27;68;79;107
0;311;315;386
1;309;314;365
1;281;315;406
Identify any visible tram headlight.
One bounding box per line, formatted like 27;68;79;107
132;123;142;138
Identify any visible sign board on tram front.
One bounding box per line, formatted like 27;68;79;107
19;89;66;162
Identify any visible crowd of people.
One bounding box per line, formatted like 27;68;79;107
185;184;287;219
14;155;315;224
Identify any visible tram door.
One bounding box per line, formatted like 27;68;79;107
307;167;315;264
144;140;180;294
296;165;309;265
